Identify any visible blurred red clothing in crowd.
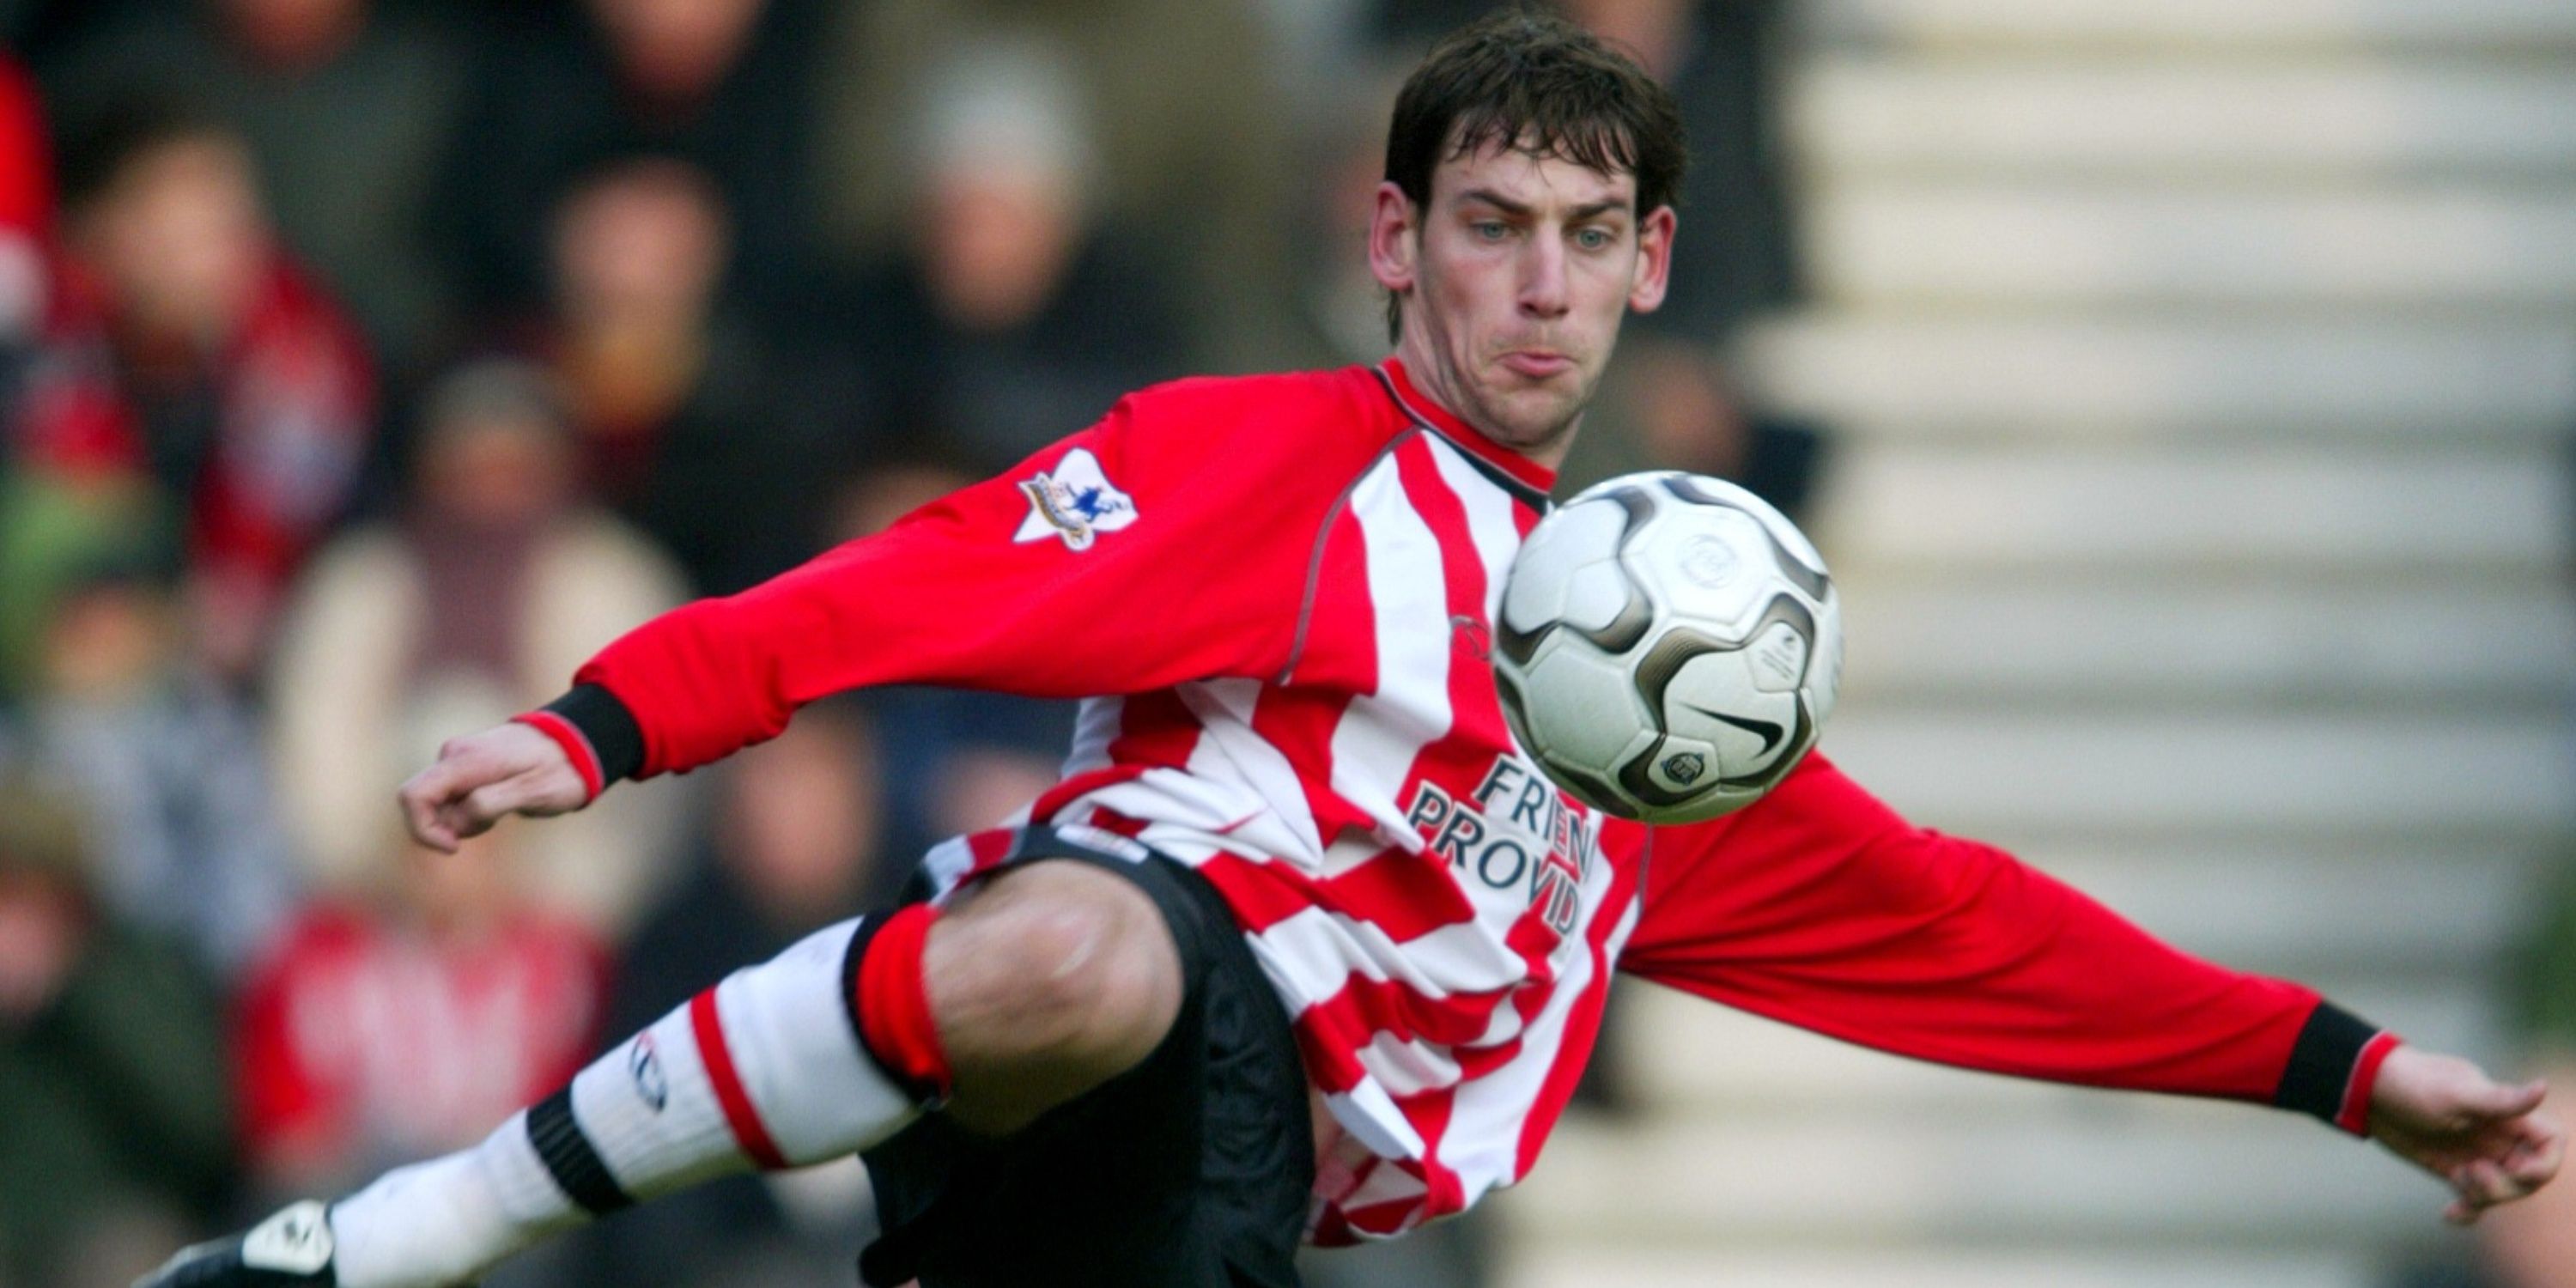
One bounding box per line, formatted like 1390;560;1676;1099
0;56;52;235
231;897;609;1191
19;254;372;571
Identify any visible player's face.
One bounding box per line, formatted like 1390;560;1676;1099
1370;135;1674;466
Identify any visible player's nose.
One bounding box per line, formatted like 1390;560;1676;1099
1518;236;1571;319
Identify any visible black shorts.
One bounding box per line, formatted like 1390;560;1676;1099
858;834;1316;1288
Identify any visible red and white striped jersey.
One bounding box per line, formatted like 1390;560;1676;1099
572;359;2369;1242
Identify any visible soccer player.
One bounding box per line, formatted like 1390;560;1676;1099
143;12;2561;1288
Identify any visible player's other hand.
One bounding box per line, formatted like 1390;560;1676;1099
398;721;590;853
2367;1044;2565;1225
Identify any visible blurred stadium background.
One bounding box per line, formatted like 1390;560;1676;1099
0;3;2569;1288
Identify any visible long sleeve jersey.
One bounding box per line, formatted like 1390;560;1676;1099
540;358;2395;1241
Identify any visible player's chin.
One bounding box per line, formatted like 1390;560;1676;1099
1494;381;1587;434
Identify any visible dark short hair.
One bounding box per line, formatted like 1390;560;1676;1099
1381;8;1688;337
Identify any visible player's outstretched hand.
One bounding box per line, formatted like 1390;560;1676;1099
398;721;590;853
2367;1045;2565;1225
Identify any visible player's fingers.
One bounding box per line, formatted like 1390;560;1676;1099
2510;1113;2567;1184
459;778;540;831
398;762;468;853
432;800;493;843
2467;1078;2548;1121
2457;1159;2530;1211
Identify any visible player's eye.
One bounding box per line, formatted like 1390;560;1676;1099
1472;221;1510;241
1574;227;1614;251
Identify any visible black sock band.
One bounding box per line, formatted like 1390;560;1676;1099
526;1087;635;1215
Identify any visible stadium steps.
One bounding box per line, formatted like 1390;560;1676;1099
1506;1097;2439;1247
1815;440;2567;572
1805;0;2576;52
1492;6;2576;1286
1838;580;2576;705
1789;61;2576;180
1742;314;2576;439
1808;185;2576;307
1504;1249;2380;1288
1818;706;2572;839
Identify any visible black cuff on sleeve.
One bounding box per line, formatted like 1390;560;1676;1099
543;684;645;786
2271;1000;2379;1124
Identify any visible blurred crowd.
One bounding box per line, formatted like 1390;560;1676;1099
0;1;1826;1286
6;5;2575;1288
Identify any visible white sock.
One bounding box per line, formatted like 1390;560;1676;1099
328;917;925;1288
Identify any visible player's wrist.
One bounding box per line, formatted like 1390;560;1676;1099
2272;999;2399;1136
511;711;605;803
515;684;644;803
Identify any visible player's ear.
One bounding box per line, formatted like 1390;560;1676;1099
1368;181;1420;296
1627;204;1676;313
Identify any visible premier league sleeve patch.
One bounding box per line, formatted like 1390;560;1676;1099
1014;447;1139;550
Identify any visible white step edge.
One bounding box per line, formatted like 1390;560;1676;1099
1506;1107;2442;1243
1814;442;2567;572
1791;60;2576;178
1837;580;2576;702
1739;313;2576;433
1814;707;2576;835
1497;1247;2373;1288
1809;0;2576;51
1812;185;2576;305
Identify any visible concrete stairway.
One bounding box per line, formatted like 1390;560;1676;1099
1495;3;2576;1285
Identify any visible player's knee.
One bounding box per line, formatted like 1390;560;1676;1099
926;863;1183;1080
1013;898;1179;1060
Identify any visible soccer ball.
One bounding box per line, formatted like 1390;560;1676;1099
1495;471;1842;824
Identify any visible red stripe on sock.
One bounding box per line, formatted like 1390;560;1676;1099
857;904;953;1101
689;989;788;1170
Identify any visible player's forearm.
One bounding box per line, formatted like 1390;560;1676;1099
1623;758;2398;1127
1730;835;2397;1127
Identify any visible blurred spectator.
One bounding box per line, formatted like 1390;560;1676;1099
1556;0;1801;341
1282;58;1412;368
837;39;1188;476
435;0;832;319
0;772;235;1288
817;0;1299;371
1557;331;1827;518
21;552;298;982
0;467;167;693
11;109;374;683
33;0;477;378
828;455;1078;864
232;827;609;1200
563;698;892;1288
501;155;858;593
265;359;690;939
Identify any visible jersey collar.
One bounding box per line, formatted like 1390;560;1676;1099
1376;356;1559;504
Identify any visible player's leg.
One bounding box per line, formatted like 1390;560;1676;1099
135;861;1186;1288
924;858;1187;1135
860;852;1314;1288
